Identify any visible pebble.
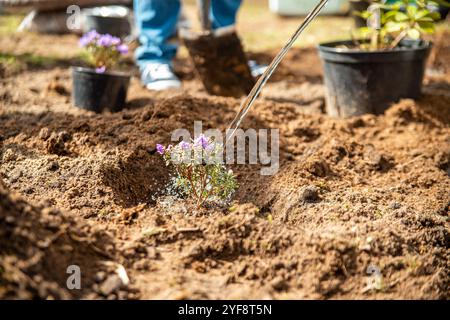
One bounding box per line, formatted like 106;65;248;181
146;246;159;259
9;170;22;183
389;202;402;210
95;271;106;283
270;276;288;291
38;127;50;140
99;274;123;296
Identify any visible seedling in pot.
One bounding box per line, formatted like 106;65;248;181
79;30;129;73
72;30;131;113
157;135;238;208
353;0;445;50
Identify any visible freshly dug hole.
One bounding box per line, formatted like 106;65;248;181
99;149;170;207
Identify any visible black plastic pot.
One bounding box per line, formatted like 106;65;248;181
438;5;449;20
72;67;130;113
317;40;431;118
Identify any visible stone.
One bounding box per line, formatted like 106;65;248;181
99;275;123;296
270;276;288;291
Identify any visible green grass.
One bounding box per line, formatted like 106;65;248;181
0;51;82;76
0;52;62;69
0;52;60;65
0;14;23;34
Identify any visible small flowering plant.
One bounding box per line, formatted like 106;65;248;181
79;30;129;73
157;135;238;207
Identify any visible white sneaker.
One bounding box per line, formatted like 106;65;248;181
141;63;181;91
248;60;268;78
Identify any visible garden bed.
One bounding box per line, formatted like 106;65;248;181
0;30;449;299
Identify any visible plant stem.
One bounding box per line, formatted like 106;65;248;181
370;29;379;50
197;168;210;208
185;167;199;201
390;30;407;49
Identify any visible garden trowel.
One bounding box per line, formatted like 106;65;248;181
180;0;255;97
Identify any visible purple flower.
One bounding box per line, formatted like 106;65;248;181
205;143;215;153
156;144;165;155
111;37;121;46
79;36;90;47
195;135;209;149
97;34;115;47
79;30;99;47
117;44;129;55
179;141;191;150
95;66;106;73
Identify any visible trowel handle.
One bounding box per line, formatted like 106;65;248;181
197;0;212;31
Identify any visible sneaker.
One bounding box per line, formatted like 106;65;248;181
248;60;268;78
141;63;181;91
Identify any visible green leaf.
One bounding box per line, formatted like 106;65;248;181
381;3;401;10
358;10;372;19
356;26;374;37
416;0;428;8
417;21;436;33
384;21;405;33
414;9;430;20
407;28;421;39
406;5;418;18
395;12;409;21
428;11;441;21
382;10;396;22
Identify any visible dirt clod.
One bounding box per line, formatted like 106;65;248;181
45;132;67;155
299;185;320;203
99;275;124;296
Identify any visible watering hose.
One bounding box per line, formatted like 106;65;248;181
226;0;329;143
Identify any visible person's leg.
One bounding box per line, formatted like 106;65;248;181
210;0;242;28
134;0;182;90
134;0;180;68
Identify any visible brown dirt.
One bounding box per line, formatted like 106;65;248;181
0;181;128;299
181;28;255;97
0;30;449;299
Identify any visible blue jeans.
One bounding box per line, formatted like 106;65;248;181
134;0;242;69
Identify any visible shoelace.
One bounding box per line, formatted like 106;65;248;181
142;63;175;81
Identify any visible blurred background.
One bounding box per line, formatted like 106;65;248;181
3;0;448;52
0;0;448;77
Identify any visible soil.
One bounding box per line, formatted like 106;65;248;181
181;27;255;97
0;29;449;299
0;181;127;299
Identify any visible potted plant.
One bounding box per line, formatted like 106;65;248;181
72;30;130;113
318;0;445;117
